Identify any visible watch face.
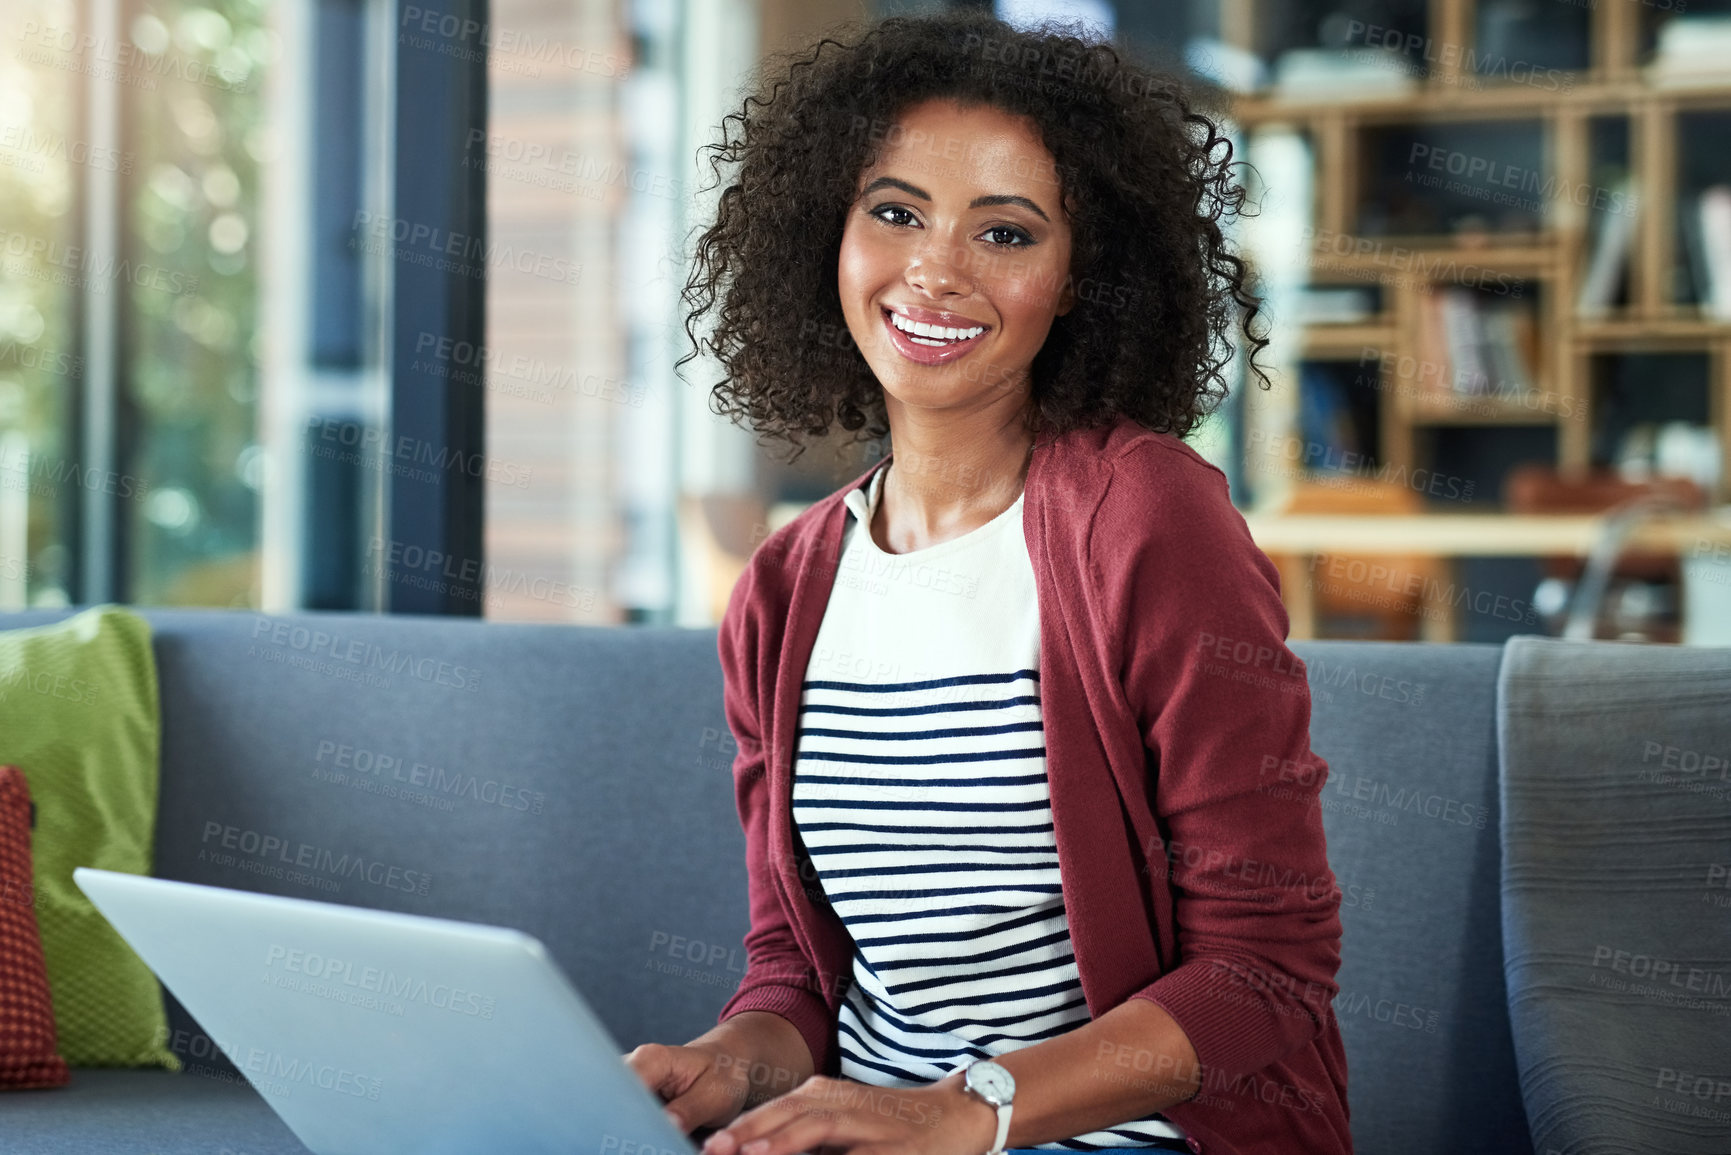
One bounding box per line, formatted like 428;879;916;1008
967;1060;1016;1104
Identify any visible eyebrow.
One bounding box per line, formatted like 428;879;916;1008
859;175;1050;223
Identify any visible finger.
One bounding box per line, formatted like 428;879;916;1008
701;1091;799;1155
625;1043;700;1105
725;1112;834;1155
712;1090;853;1155
664;1080;738;1136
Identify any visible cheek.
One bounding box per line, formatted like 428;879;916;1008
994;265;1068;327
838;216;894;272
836;233;880;316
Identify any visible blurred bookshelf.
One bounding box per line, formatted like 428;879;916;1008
1222;0;1731;504
1208;0;1731;641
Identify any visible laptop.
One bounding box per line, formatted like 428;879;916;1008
74;867;705;1155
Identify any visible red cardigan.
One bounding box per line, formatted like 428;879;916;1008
714;416;1352;1154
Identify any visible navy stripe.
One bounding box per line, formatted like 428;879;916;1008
794;772;1050;788
796;820;1055;835
886;977;1085;1017
815;860;1058;880
797;721;1045;741
795;746;1047;766
837;1014;986;1064
853;927;1077;968
803;669;1039;693
800;695;1042;718
840;992;1090;1045
839;904;1033;924
851;903;1063;947
794;796;1052;811
823;881;1062;903
880;953;1076;996
807;839;1056;856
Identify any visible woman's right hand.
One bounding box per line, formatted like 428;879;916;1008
627;1012;816;1135
625;1040;754;1135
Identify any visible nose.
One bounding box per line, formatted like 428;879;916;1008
905;236;974;298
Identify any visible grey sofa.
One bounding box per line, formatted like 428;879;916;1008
4;608;1533;1153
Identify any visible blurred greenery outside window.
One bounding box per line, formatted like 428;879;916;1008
0;0;80;607
127;0;272;607
0;0;271;609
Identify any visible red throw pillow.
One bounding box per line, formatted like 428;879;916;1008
0;764;71;1089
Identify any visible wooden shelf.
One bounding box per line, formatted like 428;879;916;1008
1300;324;1397;358
1305;240;1554;276
1406;393;1565;425
1236;77;1731;126
1574;317;1731;345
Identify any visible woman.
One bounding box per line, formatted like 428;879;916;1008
627;11;1350;1155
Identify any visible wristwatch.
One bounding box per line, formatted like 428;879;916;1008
961;1058;1016;1155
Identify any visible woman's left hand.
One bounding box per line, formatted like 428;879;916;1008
696;1071;998;1155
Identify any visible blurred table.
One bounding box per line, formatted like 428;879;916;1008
1242;511;1731;641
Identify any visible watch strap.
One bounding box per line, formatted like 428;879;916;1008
964;1060;1015;1155
988;1101;1012;1155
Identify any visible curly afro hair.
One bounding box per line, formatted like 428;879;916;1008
677;8;1270;462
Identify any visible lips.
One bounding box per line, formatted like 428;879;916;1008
879;306;990;367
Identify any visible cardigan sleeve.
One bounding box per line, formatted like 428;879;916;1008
712;557;836;1078
1098;447;1344;1081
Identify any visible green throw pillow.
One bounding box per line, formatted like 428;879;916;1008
0;606;178;1069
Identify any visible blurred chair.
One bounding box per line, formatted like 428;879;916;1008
677;493;769;623
1503;465;1708;642
1267;478;1450;641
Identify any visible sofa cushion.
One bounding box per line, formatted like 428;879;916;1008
4;1068;308;1153
1294;640;1531;1154
1499;635;1731;1153
0;607;176;1069
0;765;70;1088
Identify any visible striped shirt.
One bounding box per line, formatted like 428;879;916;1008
789;462;1188;1149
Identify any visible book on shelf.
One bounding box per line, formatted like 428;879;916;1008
1272;47;1418;99
1645;16;1731;88
1415;288;1540;400
1694;185;1731;322
1297;364;1365;471
1481;308;1535;395
1616;422;1721;494
1577;175;1638;317
1679;189;1711;312
1438;289;1489;393
1476;0;1588;80
1294;285;1378;325
1184;36;1266;94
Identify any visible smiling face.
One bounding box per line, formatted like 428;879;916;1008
837;98;1075;420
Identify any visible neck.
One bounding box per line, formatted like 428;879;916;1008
877;398;1037;545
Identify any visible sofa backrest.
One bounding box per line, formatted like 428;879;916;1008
1298;640;1530;1154
1;609;1530;1152
1;608;751;1070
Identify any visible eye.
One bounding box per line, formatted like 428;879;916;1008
980;224;1032;247
869;204;917;228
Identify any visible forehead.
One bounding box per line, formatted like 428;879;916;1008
856;98;1061;191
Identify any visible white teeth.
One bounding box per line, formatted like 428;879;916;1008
888;310;984;342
